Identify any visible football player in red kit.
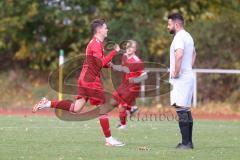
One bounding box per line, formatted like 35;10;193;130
111;40;148;129
32;19;124;147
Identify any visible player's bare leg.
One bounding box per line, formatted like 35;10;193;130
72;98;87;113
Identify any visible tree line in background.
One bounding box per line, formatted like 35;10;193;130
0;0;239;103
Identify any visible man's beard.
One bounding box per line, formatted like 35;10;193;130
169;28;176;35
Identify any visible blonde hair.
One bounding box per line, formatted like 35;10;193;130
126;40;138;49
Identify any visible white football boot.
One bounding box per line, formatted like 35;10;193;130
105;137;125;147
32;97;51;113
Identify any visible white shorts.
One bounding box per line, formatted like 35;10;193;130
169;72;194;108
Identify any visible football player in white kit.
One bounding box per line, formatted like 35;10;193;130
167;13;196;149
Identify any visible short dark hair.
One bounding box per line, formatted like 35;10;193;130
90;19;105;35
168;13;184;25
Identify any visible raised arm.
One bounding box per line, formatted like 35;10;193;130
91;43;120;67
102;44;121;67
102;50;117;67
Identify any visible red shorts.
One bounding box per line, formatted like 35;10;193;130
76;68;105;106
113;82;140;107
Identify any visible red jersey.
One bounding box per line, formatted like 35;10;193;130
80;37;116;82
77;37;117;105
122;54;144;80
113;54;144;107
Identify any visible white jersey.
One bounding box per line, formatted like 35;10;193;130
169;29;195;108
170;29;194;74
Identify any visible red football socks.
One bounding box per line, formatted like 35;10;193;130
99;114;111;138
119;110;127;125
51;100;74;112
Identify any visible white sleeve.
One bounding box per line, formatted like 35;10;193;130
132;72;148;84
174;35;184;51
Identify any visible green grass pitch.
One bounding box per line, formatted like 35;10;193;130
0;116;239;160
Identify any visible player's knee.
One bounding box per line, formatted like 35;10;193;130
73;99;86;113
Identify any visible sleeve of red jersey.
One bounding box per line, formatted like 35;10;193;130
91;43;117;67
102;50;117;67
